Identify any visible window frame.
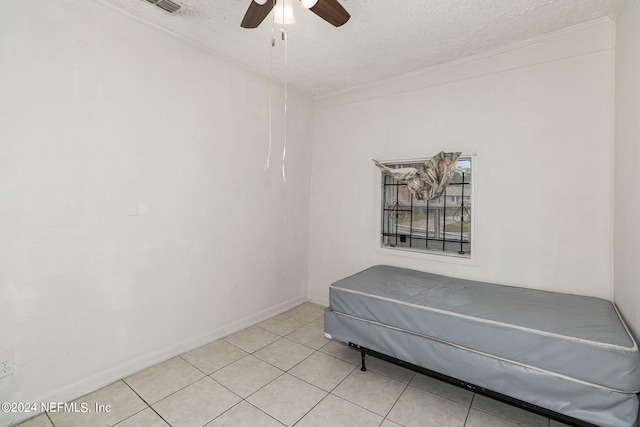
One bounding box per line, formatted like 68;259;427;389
376;153;478;265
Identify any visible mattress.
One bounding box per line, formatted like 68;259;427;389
325;309;639;427
329;265;640;392
325;265;640;426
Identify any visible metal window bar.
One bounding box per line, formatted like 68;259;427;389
381;163;471;255
409;191;414;247
459;172;465;254
442;192;447;251
394;180;399;247
425;199;430;250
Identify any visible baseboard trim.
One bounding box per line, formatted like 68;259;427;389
307;293;329;308
3;294;307;427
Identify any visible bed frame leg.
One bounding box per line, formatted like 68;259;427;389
360;349;367;371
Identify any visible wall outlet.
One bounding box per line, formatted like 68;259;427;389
0;353;14;378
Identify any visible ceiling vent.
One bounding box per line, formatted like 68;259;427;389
146;0;181;14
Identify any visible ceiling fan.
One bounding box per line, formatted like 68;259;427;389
241;0;350;28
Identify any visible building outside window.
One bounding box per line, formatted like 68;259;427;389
380;156;473;257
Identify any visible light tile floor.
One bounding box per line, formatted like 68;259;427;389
15;303;571;427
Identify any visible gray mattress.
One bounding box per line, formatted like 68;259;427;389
324;265;640;427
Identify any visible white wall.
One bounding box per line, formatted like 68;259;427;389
0;1;313;425
308;20;615;305
613;0;640;340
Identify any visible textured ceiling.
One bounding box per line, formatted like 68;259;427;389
97;0;620;97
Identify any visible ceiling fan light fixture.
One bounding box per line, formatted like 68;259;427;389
300;0;318;9
241;0;348;28
274;0;296;25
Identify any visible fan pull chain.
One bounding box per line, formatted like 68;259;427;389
281;27;288;182
266;2;276;171
264;0;288;182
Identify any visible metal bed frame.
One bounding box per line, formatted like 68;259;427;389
349;342;598;427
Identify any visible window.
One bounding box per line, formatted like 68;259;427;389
380;156;473;257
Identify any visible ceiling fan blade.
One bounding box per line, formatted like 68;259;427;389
308;0;350;27
241;0;275;29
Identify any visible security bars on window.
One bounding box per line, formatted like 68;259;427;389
381;158;471;256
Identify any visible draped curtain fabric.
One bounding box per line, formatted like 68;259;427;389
373;151;462;201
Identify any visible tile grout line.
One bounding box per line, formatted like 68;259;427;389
19;302;554;427
290;389;329;426
199;397;286;427
328;357;409;423
255;316;310;337
119;380;173;427
200;303;328;417
15;305;325;427
44;412;55;427
471;396;551;427
122;373;204;407
242;400;287;427
406;382;475;410
202;336;295;405
285;350;358;395
462;392;476;427
178;353;213;377
283;344;379;425
382;374;412;422
227;344;352;425
202;366;289;426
